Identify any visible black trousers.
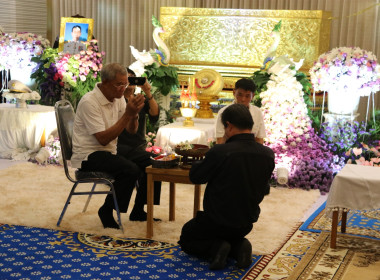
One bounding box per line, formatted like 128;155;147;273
178;211;253;259
80;151;141;213
117;144;162;207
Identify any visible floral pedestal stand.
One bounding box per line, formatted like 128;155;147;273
327;91;361;116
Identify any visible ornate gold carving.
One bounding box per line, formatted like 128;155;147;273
160;7;331;79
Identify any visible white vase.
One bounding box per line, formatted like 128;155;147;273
9;66;37;90
328;91;360;115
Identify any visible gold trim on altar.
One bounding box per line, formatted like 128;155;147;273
160;7;332;84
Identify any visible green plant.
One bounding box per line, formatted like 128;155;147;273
143;64;179;96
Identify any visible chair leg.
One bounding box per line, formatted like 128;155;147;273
82;182;97;213
57;182;79;227
110;184;124;233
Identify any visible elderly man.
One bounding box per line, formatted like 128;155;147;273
215;78;266;144
179;104;275;270
71;63;145;229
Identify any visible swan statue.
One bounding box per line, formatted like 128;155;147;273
129;15;170;75
261;20;303;71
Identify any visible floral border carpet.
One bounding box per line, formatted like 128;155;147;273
287;232;380;280
0;223;262;280
242;229;319;280
300;202;380;240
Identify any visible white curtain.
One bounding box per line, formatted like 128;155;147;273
0;0;47;36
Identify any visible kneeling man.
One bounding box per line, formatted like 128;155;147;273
178;104;275;270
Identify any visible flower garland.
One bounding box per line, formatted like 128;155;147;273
0;31;50;70
310;47;380;96
253;62;341;193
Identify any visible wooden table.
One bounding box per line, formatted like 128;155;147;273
146;165;202;239
326;164;380;248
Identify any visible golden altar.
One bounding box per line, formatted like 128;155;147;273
160;7;331;93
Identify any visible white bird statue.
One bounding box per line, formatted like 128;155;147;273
260;20;303;71
129;15;170;75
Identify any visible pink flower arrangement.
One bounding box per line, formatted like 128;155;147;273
145;132;162;155
345;142;380;167
54;40;104;88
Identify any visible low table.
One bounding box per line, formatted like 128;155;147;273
146;166;202;239
326;164;380;248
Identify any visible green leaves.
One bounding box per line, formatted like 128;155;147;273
143;64;179;96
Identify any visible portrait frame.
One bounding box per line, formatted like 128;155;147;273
58;17;94;54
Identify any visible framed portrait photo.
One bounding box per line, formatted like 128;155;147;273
58;17;94;54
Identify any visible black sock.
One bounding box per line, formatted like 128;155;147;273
98;204;120;229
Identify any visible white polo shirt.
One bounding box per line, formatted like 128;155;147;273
71;83;126;168
215;103;266;139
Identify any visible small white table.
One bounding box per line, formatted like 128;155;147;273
0;103;57;159
156;118;216;148
326;164;380;248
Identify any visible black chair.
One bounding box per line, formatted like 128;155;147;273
54;100;124;232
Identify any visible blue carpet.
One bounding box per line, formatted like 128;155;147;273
300;201;380;240
0;224;262;279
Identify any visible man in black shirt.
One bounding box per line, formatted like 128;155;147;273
117;68;161;221
178;103;275;270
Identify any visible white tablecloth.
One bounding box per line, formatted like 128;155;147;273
326;164;380;211
0;104;57;159
156;120;216;149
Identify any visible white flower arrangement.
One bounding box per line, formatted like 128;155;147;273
310;47;380;96
0;32;50;70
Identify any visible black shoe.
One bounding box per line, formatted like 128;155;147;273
129;211;161;222
209;241;231;270
234;238;252;269
98;205;120;229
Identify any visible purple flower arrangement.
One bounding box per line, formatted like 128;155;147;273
268;128;342;194
0;32;50;70
310;47;380;97
318;120;377;157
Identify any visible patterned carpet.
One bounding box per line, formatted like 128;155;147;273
242;229;319;280
2;203;379;279
0;223;262;280
288;232;380;280
300;202;380;240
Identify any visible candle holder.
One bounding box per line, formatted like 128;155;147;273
180;107;197;126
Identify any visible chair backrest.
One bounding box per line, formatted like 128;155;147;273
55;100;76;182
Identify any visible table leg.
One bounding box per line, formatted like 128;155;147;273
330;210;339;249
169;182;175;221
341;209;347;233
146;174;154;239
193;184;201;218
